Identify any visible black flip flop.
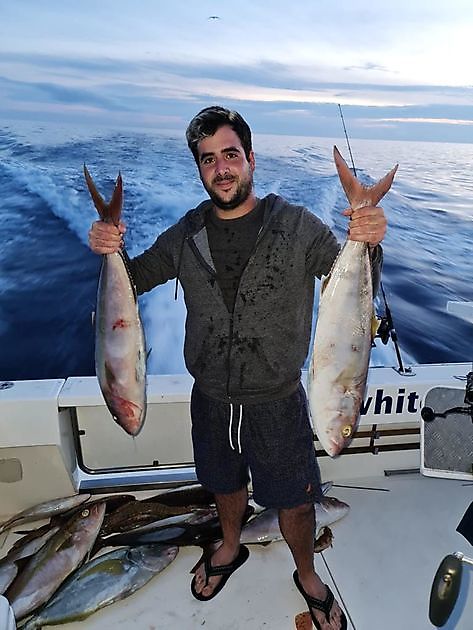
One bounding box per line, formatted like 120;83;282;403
293;570;347;630
190;544;250;601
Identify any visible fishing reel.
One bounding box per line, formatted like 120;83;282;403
421;371;473;424
374;315;391;345
429;552;473;627
465;370;473;405
372;313;414;376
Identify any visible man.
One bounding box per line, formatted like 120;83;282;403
89;106;386;630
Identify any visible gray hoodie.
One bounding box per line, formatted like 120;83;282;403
129;193;382;403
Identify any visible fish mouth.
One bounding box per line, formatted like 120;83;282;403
325;436;347;458
108;396;145;436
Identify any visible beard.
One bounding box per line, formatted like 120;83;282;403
203;173;254;211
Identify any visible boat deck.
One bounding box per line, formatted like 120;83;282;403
3;472;471;629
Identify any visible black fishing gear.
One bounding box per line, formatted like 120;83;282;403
421;369;473;424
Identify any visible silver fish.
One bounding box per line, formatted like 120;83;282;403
0;525;60;595
7;502;106;620
19;544;178;629
314;496;350;530
240;496;350;545
0;595;15;630
84;166;147;436
0;565;17;597
307;146;398;457
0;494;90;536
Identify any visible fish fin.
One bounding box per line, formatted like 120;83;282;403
320;480;333;495
0;530;8;549
333;146;398;209
119;249;137;300
104;361;116;386
83;165;123;226
334;366;358;388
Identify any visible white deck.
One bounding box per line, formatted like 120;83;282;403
3;473;471;630
1;345;471;628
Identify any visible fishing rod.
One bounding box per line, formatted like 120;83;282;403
338;104;357;177
337;103;411;375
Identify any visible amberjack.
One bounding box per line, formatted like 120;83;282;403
19;544;178;629
7;502;106;620
307;147;398;457
84;166;147;436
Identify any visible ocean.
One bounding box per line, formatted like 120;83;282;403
0;121;471;382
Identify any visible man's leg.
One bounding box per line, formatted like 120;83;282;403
279;503;345;629
193;486;248;598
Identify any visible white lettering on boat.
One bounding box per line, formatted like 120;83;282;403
361;388;420;416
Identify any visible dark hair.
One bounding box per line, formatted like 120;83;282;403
186;106;253;163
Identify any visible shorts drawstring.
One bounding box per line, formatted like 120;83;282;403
228;403;243;454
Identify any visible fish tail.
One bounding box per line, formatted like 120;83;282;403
108;172;123;225
16;617;39;630
83;164;123;226
333;146;398;209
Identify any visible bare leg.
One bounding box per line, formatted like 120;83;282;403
193;486;248;597
279;503;344;629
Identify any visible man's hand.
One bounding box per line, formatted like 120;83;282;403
343;205;387;248
88;221;126;254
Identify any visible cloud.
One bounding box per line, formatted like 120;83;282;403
344;62;397;75
379;117;473;126
0;75;130;112
1;47;472;111
0;48;472;142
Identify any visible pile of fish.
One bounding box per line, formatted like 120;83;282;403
0;483;349;627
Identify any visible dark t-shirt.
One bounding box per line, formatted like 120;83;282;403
206;201;264;312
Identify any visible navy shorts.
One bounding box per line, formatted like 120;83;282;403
190;384;322;509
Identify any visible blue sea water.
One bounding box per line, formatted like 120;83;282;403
0;121;471;381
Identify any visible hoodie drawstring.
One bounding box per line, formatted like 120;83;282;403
228;403;243;454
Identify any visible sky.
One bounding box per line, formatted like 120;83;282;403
0;1;472;142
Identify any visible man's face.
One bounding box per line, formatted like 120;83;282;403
196;125;255;211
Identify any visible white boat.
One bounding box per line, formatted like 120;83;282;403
0;303;471;629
